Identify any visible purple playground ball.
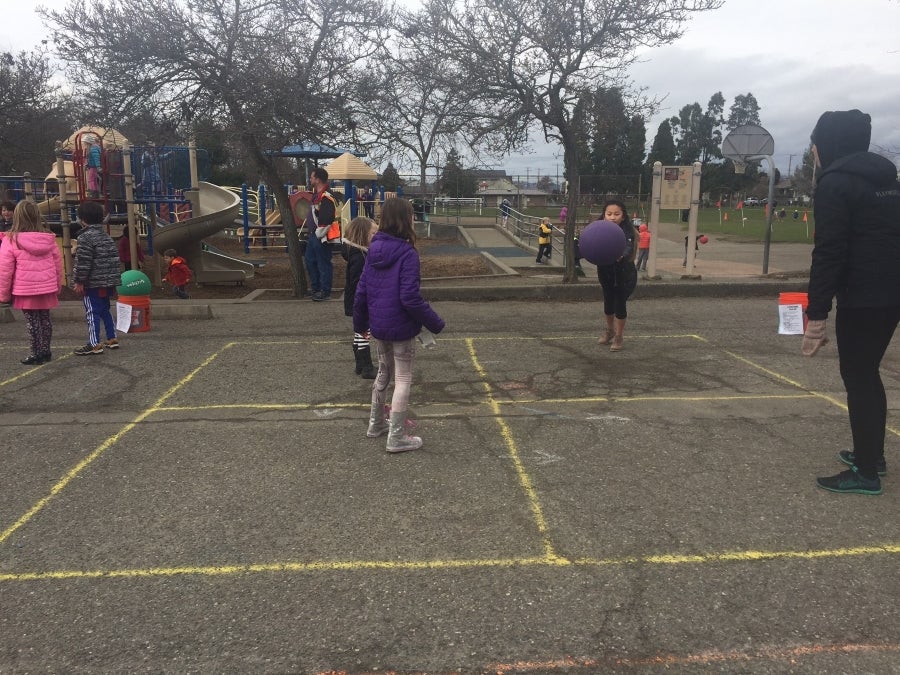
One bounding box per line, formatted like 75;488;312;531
578;220;626;265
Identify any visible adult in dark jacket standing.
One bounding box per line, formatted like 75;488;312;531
803;109;900;495
353;198;445;453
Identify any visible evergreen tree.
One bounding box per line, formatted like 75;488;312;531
647;119;677;165
726;93;762;130
438;148;476;197
380;162;403;192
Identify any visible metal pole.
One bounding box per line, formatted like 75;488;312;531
761;155;776;274
646;162;662;277
55;143;74;284
684;161;703;275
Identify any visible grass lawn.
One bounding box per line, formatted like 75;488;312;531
523;203;816;244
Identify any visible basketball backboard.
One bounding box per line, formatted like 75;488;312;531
722;124;775;162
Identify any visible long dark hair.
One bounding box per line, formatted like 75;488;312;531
379;197;416;246
603;199;638;262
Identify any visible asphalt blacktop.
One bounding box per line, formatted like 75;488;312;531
2;224;900;673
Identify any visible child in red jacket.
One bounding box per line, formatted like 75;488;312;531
163;248;192;299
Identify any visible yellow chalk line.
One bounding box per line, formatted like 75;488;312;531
724;349;900;437
498;394;817;405
465;338;564;563
0;344;235;545
4;543;900;583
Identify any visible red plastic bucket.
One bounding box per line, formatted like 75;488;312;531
778;292;808;332
117;295;151;332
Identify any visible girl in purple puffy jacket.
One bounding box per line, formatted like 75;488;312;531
353;198;445;453
0;201;63;365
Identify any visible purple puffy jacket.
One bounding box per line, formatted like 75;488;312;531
353;232;444;342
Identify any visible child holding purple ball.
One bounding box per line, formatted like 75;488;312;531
596;199;637;352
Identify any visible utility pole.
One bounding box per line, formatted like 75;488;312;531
787;154;797;177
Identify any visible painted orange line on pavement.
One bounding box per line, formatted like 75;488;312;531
483;640;900;672
0;344;235;545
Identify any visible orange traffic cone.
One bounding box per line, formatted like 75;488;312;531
803;211;808;222
724;212;729;222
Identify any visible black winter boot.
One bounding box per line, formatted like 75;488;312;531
358;347;377;379
352;344;363;375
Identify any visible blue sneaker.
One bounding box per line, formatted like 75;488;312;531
817;466;882;495
838;450;886;476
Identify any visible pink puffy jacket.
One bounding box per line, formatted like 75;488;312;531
0;231;63;302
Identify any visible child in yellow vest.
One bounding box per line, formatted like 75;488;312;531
536;217;552;264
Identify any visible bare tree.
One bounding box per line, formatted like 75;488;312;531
46;0;391;297
416;0;722;281
0;49;72;175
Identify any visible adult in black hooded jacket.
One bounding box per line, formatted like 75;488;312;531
803;109;900;495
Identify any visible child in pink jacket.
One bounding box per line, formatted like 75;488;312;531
0;201;63;365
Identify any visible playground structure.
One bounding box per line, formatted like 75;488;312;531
1;132;393;286
1;126;255;286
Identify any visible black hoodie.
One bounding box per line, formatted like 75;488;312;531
806;111;900;319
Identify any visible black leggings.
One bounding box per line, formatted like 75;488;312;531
835;306;900;474
598;262;634;319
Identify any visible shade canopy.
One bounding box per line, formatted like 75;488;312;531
326;152;378;180
61;126;130;151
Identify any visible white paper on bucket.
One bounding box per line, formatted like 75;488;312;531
778;303;805;335
115;302;132;333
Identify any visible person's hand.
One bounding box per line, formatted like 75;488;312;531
801;319;828;357
73;282;85;297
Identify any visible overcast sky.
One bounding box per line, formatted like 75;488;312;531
6;0;900;177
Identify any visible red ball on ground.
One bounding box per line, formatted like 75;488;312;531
699;235;709;244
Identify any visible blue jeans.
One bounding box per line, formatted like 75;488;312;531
304;236;333;294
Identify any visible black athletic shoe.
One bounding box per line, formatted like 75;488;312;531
74;343;104;356
838;450;887;476
816;467;882;495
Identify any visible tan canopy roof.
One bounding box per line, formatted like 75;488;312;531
326;153;377;180
61;126;130;151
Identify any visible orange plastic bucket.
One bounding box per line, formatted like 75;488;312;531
779;292;808;332
117;295;151;332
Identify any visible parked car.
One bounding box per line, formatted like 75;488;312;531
743;197;761;206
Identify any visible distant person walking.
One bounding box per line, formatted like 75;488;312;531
802;109;900;495
535;217;552;264
500;198;511;226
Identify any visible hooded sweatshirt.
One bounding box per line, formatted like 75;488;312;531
0;231;63;303
352;231;444;342
806;109;900;319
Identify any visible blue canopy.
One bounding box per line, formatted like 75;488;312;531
273;143;365;159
